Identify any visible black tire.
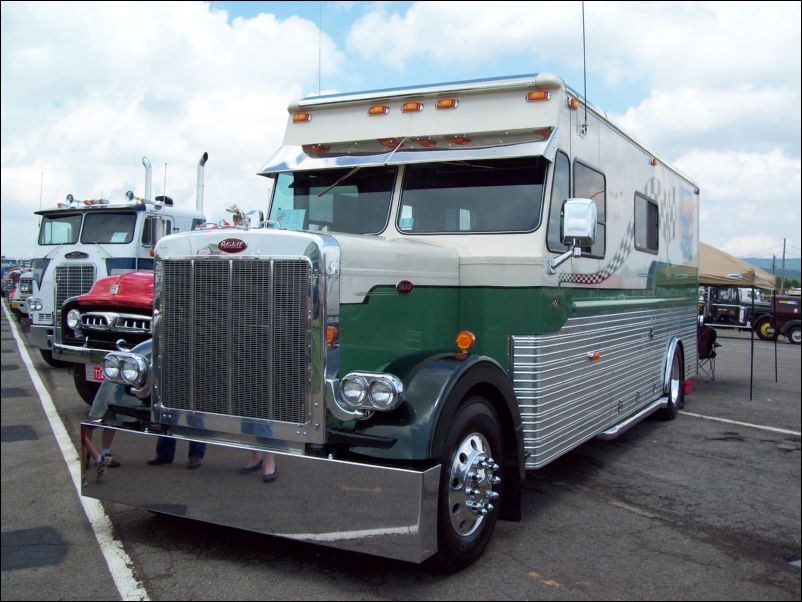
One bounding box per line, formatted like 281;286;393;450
787;325;801;345
435;397;504;572
73;366;101;406
658;350;684;420
754;317;777;341
39;348;70;368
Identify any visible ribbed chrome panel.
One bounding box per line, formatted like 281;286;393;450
512;305;697;470
55;264;95;308
159;258;310;424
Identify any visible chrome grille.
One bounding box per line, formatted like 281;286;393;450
55;264;95;309
82;314;111;329
159;257;310;424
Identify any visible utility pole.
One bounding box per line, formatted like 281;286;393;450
780;238;787;294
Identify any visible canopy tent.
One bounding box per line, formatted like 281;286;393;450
699;242;775;289
698;242;778;400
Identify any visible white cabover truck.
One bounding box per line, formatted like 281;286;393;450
84;73;699;570
29;156;206;367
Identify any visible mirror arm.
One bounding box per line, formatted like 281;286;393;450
548;245;582;274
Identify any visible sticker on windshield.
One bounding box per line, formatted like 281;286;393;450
273;209;306;231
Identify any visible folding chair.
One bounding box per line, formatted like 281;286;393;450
697;323;720;382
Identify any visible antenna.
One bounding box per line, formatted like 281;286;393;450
318;2;323;95
163;162;168;202
581;1;588;135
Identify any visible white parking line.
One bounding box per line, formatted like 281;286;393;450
2;302;150;601
679;410;801;437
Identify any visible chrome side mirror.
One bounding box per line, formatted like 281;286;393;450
548;198;597;274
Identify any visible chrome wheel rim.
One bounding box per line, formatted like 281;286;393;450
447;432;500;537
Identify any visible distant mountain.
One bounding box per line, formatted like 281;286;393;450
742;257;801;281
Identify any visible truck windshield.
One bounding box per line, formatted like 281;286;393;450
269;167;397;234
81;212;137;244
39;214;81;245
399;157;547;233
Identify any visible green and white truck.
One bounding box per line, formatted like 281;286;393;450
83;73;699;570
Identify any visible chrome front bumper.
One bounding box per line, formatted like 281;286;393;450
81;423;440;563
53;342;109;365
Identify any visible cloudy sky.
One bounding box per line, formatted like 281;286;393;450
2;1;800;262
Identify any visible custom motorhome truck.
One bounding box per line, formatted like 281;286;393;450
28;157;205;366
83;73;699;570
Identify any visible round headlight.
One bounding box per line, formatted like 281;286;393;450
30;298;42;311
368;377;399;409
66;309;81;330
121;357;141;385
340;375;369;406
103;355;121;381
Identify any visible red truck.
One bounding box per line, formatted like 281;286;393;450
55;271;154;403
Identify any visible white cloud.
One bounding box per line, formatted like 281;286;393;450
674;148;801;256
1;2;343;257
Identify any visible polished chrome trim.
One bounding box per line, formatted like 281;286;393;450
259;139;555;175
152;230;340;445
597;397;668;440
81;423;439;564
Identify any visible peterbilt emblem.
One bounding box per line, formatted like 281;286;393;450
396;280;414;295
65;251;89;259
218;238;248;253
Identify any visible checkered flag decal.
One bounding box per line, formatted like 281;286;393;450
559;220;635;284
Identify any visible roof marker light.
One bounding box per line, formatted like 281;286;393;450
650;157;658;166
568;97;580;110
411;137;437;148
368;105;390;116
303;144;331;154
401;101;423;113
292;112;312;123
436;98;459;110
533;128;553;140
526;90;551;102
378;138;403;149
446;136;471;145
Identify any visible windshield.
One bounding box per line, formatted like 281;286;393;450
81;212;137;244
39;214;81;245
269;167;397;234
399;157;547;234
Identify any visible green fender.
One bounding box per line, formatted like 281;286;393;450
89;340;152;423
350;352;525;479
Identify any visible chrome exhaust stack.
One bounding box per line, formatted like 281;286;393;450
196;152;208;214
142;156;152;202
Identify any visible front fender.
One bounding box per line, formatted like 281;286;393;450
351;352;524;474
89;339;152;423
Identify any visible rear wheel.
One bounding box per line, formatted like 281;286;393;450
658;350;683;420
436;397;503;572
788;325;801;345
755;317;777;341
73;366;100;406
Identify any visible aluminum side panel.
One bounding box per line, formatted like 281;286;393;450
512;305;697;469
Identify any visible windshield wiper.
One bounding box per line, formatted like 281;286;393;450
316;166;362;197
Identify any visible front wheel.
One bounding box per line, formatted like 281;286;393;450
39;348;70;368
436;397;504;572
73;366;101;406
787;325;801;345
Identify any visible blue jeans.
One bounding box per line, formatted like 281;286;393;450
155;436;206;460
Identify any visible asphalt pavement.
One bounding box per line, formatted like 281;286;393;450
1;300;800;601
